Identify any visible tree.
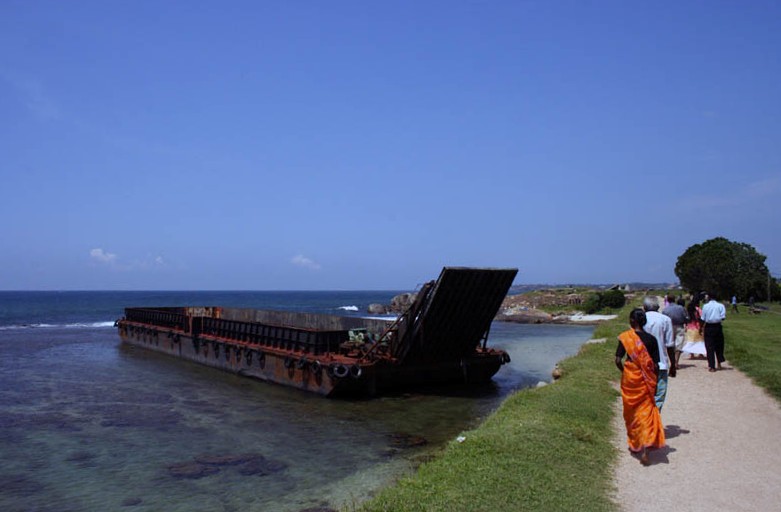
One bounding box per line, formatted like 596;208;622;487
675;237;778;301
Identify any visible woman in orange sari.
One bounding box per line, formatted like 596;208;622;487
615;308;666;465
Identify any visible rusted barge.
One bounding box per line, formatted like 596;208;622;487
116;267;517;397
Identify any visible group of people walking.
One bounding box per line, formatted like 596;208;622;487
615;292;728;465
682;293;728;371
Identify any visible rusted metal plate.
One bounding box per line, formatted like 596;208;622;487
398;267;517;363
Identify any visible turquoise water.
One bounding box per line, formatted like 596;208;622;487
0;292;593;511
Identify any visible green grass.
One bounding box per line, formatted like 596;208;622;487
356;300;781;512
724;303;781;401
358;304;635;512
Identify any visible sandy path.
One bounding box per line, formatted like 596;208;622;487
612;355;781;511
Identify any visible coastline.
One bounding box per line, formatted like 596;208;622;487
496;288;620;326
498;311;618;326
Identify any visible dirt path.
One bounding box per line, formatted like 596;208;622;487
612;355;781;511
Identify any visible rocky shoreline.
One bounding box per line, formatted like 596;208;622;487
370;292;616;325
367;292;417;315
497;310;616;325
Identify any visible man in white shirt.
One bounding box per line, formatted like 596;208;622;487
643;296;674;410
699;292;727;372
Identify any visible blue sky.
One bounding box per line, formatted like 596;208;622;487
1;1;779;290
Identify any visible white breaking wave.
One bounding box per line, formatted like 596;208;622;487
65;321;116;328
338;305;359;312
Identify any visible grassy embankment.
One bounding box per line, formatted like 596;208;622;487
358;299;781;511
358;302;635;512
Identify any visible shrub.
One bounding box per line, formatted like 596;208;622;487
583;290;626;314
601;290;626;309
583;294;603;314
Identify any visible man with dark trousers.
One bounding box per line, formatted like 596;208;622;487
643;296;673;409
663;294;689;372
700;292;727;372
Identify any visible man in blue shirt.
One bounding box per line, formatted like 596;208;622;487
700;292;727;372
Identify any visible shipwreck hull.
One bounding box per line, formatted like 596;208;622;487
119;326;343;395
116;267;518;397
119;324;506;396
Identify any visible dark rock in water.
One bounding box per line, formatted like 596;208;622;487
167;462;220;479
65;451;98;467
237;456;288;476
389;432;428;449
169;453;287;478
121;497;143;507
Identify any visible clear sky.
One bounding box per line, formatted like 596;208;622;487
1;1;779;290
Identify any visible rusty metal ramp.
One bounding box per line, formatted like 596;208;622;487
394;267;517;364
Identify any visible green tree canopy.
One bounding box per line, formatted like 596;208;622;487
675;237;778;301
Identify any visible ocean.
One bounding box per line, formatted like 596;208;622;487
0;291;594;512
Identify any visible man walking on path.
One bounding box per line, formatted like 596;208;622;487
732;295;739;313
700;292;727;372
663;294;689;372
643;296;673;408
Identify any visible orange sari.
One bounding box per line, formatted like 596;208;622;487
618;329;666;452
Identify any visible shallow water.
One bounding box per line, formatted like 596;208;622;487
0;294;593;512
